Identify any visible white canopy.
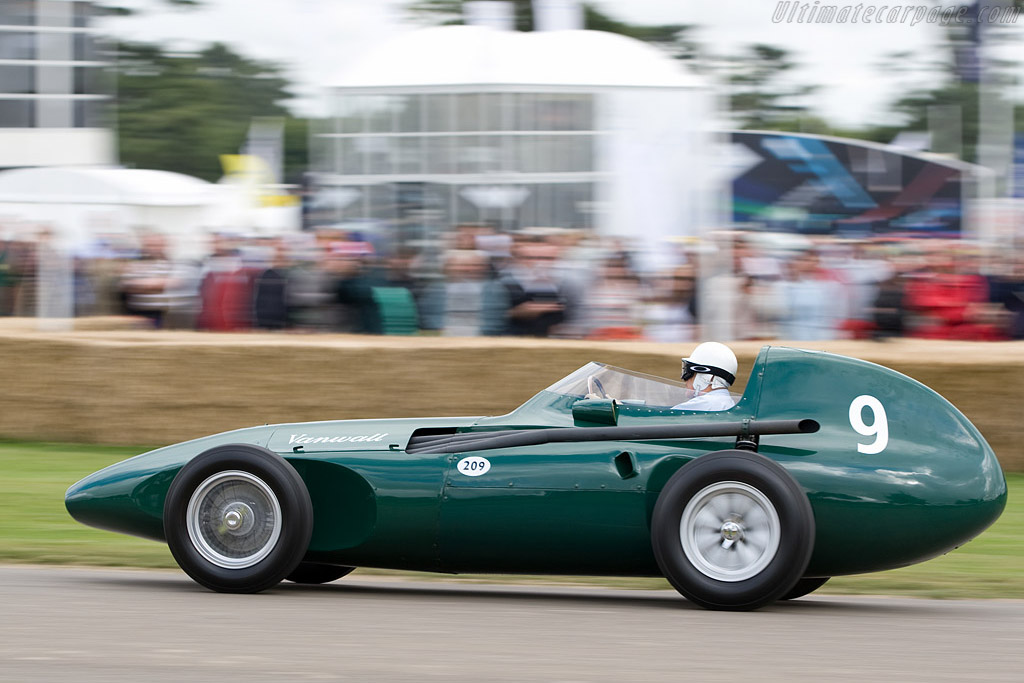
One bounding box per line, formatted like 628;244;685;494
0;167;217;206
0;166;302;259
332;25;703;91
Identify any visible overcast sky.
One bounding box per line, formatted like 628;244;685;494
98;0;1024;127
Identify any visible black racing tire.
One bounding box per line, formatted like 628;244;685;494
163;444;313;593
780;576;830;600
286;563;356;585
651;450;815;611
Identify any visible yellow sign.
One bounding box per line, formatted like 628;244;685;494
219;154;298;207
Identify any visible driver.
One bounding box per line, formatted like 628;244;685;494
671;342;738;411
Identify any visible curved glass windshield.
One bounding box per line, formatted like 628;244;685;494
546;362;694;409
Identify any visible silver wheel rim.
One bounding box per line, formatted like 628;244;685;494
679;480;781;582
186;470;282;569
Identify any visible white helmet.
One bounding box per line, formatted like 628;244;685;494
682;342;738;386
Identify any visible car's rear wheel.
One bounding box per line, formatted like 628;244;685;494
651;450;815;611
286;562;355;585
781;576;830;600
164;444;313;593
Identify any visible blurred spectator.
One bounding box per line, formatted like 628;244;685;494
382;250;418;293
420;249;507;336
584;254;645;340
828;242;892;340
118;232;176;328
550;229;602;337
904;245;1002;341
736;273;785;340
0;235;12;316
329;240;378;333
72;256;96;317
451;223;485;251
253;240;291;330
8;237;35;317
497;237;573;337
772;250;845;341
10;217;1024;346
871;270;908;340
643;265;698;343
731;235;786;340
985;253;1024;340
474;225;513;263
36;227;73;325
1004;261;1024;340
285;250;332;331
197;233;250;331
78;237;128;317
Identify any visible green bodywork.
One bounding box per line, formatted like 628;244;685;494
66;347;1007;579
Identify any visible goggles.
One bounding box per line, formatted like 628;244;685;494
681;360;735;385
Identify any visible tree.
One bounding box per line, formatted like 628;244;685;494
113;42;304;182
95;0;203;14
865;5;1023;164
406;0;698;60
718;44;819;130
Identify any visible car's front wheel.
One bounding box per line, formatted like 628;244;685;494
164;444;313;593
651;450;815;611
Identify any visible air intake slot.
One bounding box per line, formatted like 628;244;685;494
404;419;819;455
614;451;638;479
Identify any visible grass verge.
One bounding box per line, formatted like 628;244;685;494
1;441;1019;599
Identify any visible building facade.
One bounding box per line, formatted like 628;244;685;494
0;0;114;168
313;26;718;267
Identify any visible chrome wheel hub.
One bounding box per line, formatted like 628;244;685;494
222;503;254;533
720;520;743;548
186;470;282;569
679;481;781;582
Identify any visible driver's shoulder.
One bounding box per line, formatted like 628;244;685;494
671;392;736;412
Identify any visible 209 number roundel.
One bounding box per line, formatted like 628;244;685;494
457;456;491;477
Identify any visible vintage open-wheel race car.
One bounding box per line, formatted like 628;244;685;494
66;346;1007;610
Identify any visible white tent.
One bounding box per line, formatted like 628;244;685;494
0;167;223;259
0;166;299;260
322;25;721;270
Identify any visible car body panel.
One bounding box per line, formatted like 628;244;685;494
751;347;1005;575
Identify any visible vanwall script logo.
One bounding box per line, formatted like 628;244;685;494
288;433;388;445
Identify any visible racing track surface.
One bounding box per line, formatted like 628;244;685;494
3;566;1022;683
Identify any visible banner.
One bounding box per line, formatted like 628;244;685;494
731;131;968;236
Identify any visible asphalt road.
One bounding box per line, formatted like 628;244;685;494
2;566;1022;683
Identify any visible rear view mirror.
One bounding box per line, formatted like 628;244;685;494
572;398;618;426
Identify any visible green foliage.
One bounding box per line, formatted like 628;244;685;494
1;440;1021;598
405;0;697;58
114;42;302;182
406;0;532;30
855;22;1023;162
723;43;819;130
95;0;204;18
580;6;696;61
282;117;310;185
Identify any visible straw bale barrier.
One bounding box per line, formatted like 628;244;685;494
1;320;1021;470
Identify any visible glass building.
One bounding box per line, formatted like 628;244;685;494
0;0;114;168
314;90;600;230
312;26;718;264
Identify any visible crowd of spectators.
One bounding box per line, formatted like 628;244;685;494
2;220;1024;342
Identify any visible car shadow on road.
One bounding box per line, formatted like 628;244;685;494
79;570;940;615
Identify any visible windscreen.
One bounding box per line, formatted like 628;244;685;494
545;363;695;409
